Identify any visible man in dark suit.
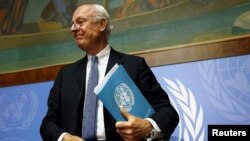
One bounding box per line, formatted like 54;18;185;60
40;4;179;141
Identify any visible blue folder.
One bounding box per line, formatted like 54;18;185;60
94;64;155;121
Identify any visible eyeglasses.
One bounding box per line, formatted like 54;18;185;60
71;19;85;30
71;22;82;30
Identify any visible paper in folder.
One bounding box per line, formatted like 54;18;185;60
94;64;155;121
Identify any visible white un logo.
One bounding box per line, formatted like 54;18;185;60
114;83;135;112
198;55;250;122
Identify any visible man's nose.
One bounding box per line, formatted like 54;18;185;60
70;23;80;33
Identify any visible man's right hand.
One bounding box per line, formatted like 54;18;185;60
63;134;84;141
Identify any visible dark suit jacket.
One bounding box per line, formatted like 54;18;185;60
40;48;179;141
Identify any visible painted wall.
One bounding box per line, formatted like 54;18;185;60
1;0;250;74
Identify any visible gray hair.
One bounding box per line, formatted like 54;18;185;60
92;4;113;37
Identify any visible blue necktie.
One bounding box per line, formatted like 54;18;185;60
82;56;98;140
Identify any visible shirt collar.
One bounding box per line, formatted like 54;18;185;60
87;45;111;65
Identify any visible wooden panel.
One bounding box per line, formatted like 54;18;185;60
0;65;63;87
1;35;250;87
135;35;250;67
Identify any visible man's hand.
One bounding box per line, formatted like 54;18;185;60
62;134;84;141
115;107;153;141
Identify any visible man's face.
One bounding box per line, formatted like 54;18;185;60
70;5;102;52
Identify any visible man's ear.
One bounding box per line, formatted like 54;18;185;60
99;19;108;32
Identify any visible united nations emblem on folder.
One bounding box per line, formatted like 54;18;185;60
114;83;135;112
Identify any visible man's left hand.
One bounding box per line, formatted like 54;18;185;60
115;107;153;141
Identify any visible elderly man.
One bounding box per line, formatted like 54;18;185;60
40;4;179;141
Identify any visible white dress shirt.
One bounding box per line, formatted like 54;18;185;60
85;45;111;140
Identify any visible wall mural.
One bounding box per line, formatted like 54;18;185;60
0;0;250;73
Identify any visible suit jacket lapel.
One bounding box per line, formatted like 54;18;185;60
75;57;87;101
105;48;124;75
104;48;125;131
